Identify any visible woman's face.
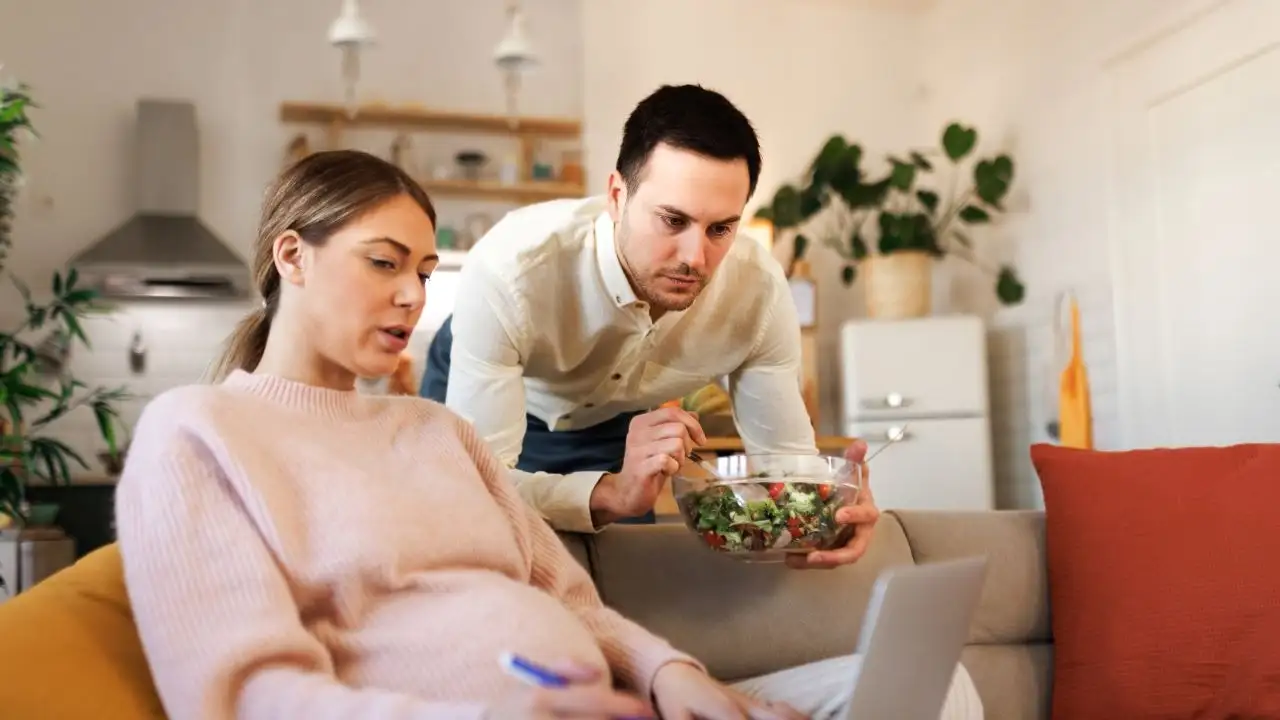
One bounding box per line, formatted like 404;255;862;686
281;193;438;382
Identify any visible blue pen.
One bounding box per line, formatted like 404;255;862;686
498;652;653;720
499;651;570;688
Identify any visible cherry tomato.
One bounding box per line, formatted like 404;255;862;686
703;531;726;548
787;516;803;539
817;485;832;501
768;483;787;500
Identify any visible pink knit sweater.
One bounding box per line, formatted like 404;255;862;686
115;369;698;719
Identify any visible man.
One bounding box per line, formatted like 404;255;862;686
422;84;878;570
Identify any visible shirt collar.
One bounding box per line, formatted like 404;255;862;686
594;211;639;309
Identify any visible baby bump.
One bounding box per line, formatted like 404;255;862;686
318;573;611;700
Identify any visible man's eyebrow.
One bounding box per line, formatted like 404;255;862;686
656;205;741;226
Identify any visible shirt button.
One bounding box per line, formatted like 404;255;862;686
611;373;621;380
585;402;595;408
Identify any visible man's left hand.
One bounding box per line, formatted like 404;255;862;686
786;438;880;570
651;662;807;720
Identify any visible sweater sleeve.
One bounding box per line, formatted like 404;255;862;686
115;393;486;720
452;414;705;698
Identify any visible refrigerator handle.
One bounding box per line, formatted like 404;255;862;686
860;392;913;410
881;425;913;443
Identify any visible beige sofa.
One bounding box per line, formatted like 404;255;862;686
0;509;1051;719
566;510;1053;719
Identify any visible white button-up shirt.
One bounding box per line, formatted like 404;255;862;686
446;195;817;532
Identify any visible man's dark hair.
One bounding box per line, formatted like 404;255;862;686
615;84;762;197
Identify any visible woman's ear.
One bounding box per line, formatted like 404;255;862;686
272;230;307;287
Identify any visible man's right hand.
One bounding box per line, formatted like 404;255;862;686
589;407;707;526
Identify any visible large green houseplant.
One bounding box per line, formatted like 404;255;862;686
1;80;129;526
756;122;1026;317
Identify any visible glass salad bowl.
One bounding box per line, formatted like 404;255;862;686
672;453;863;563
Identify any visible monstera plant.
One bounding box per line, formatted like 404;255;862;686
757;121;1026;315
1;79;129;526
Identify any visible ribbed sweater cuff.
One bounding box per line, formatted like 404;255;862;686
599;630;707;700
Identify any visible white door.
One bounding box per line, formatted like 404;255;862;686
1106;0;1280;448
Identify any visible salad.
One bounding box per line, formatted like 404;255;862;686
676;471;856;555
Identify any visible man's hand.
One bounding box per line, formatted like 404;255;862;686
589;407;706;526
786;438;881;570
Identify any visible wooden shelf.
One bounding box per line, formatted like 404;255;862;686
280;101;582;138
418;177;585;204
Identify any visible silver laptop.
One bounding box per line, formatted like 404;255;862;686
841;555;989;720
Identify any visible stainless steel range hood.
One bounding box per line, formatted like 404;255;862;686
70;99;251;299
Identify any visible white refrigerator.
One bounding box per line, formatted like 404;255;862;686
838;314;996;511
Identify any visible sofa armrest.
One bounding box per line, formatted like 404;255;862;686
890;510;1051;645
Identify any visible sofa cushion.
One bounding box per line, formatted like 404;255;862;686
588;515;917;681
0;542;164;719
1032;443;1280;719
960;644;1053;720
893;509;1051;645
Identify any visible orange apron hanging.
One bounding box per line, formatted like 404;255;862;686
1057;294;1093;449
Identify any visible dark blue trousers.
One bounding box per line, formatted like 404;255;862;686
423;315;655;524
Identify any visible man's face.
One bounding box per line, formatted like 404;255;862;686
606;143;750;313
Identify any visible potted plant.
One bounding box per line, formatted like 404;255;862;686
1;79;129;528
756;122;1026;318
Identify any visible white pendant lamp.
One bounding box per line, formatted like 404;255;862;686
329;0;376;118
493;0;538;127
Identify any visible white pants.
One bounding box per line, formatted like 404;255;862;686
730;653;983;720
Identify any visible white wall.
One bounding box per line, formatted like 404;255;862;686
914;0;1221;508
580;0;928;436
0;0;583;472
7;0;1197;507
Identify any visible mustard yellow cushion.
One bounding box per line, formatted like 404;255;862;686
0;542;165;718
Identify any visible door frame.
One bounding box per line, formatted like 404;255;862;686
1102;0;1280;448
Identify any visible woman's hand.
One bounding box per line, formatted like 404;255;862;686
485;661;656;719
651;662;808;720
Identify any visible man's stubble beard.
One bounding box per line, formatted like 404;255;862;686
615;214;707;313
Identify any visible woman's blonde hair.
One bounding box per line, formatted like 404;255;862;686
208;150;436;381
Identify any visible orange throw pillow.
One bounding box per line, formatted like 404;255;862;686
1031;443;1280;720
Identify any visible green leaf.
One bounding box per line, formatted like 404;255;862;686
798;181;826;220
793;234;810;260
826;144;865;204
889;159;916;191
942;123;978;161
878;212;937;254
909;151;933;171
810;135;850;186
770;184;804;229
753;205;774;221
996;265;1026;305
974;154;1015;209
959;205;992;223
840;265;856;286
839;176;891;210
62;288;97;306
849;232;869;260
61;311;88;346
916;190;940;214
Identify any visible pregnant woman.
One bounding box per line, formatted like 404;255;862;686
115;149;812;719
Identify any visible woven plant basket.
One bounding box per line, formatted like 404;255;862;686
863;250;933;319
